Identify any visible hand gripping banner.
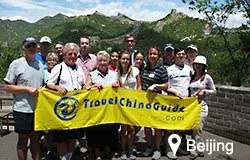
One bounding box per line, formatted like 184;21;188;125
35;87;201;131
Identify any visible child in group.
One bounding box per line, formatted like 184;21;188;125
118;50;142;160
108;51;119;71
189;55;216;159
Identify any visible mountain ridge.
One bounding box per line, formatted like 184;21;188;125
0;10;209;47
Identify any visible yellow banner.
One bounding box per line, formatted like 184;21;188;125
35;87;201;131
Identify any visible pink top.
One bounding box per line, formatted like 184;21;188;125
76;54;97;78
108;65;117;72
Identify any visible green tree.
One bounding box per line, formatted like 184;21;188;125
183;0;250;86
0;44;20;81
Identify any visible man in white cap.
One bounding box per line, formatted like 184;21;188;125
184;44;198;71
163;43;175;68
36;36;52;69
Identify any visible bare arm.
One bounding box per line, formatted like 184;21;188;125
136;75;142;90
47;84;67;95
84;75;93;90
4;83;38;95
84;75;104;89
148;83;168;91
166;88;183;99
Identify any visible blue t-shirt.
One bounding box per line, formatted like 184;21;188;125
35;52;47;69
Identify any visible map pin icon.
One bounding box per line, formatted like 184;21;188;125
168;134;181;156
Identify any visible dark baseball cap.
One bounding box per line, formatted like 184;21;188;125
23;37;37;46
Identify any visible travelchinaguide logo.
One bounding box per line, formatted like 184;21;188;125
54;96;79;121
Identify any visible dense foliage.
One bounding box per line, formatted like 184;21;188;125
182;0;250;86
0;44;21;80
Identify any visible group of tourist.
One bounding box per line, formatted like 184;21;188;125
4;33;216;160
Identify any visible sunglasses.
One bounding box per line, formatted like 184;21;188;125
25;43;37;48
126;40;135;43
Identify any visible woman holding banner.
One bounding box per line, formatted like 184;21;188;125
118;50;142;160
85;50;119;160
47;42;85;160
141;47;168;160
189;55;216;159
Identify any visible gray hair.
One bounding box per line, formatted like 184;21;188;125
97;50;110;63
63;43;79;55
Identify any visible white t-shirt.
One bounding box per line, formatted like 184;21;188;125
47;62;85;91
90;69;118;86
167;64;192;97
4;57;44;113
121;66;139;90
189;74;216;112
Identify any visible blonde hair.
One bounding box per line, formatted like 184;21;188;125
97;50;110;64
46;52;59;62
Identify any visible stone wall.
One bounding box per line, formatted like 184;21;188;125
0;85;13;107
205;85;250;144
0;85;12;97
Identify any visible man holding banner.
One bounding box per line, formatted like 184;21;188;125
4;37;44;160
166;48;193;159
47;42;85;160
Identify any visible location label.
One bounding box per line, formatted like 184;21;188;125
168;134;181;156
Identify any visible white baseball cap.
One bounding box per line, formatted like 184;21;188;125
186;44;198;52
164;44;174;51
40;36;52;44
193;55;207;66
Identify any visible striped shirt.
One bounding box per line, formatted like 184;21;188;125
142;65;168;93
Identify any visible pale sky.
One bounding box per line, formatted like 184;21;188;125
0;0;247;28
